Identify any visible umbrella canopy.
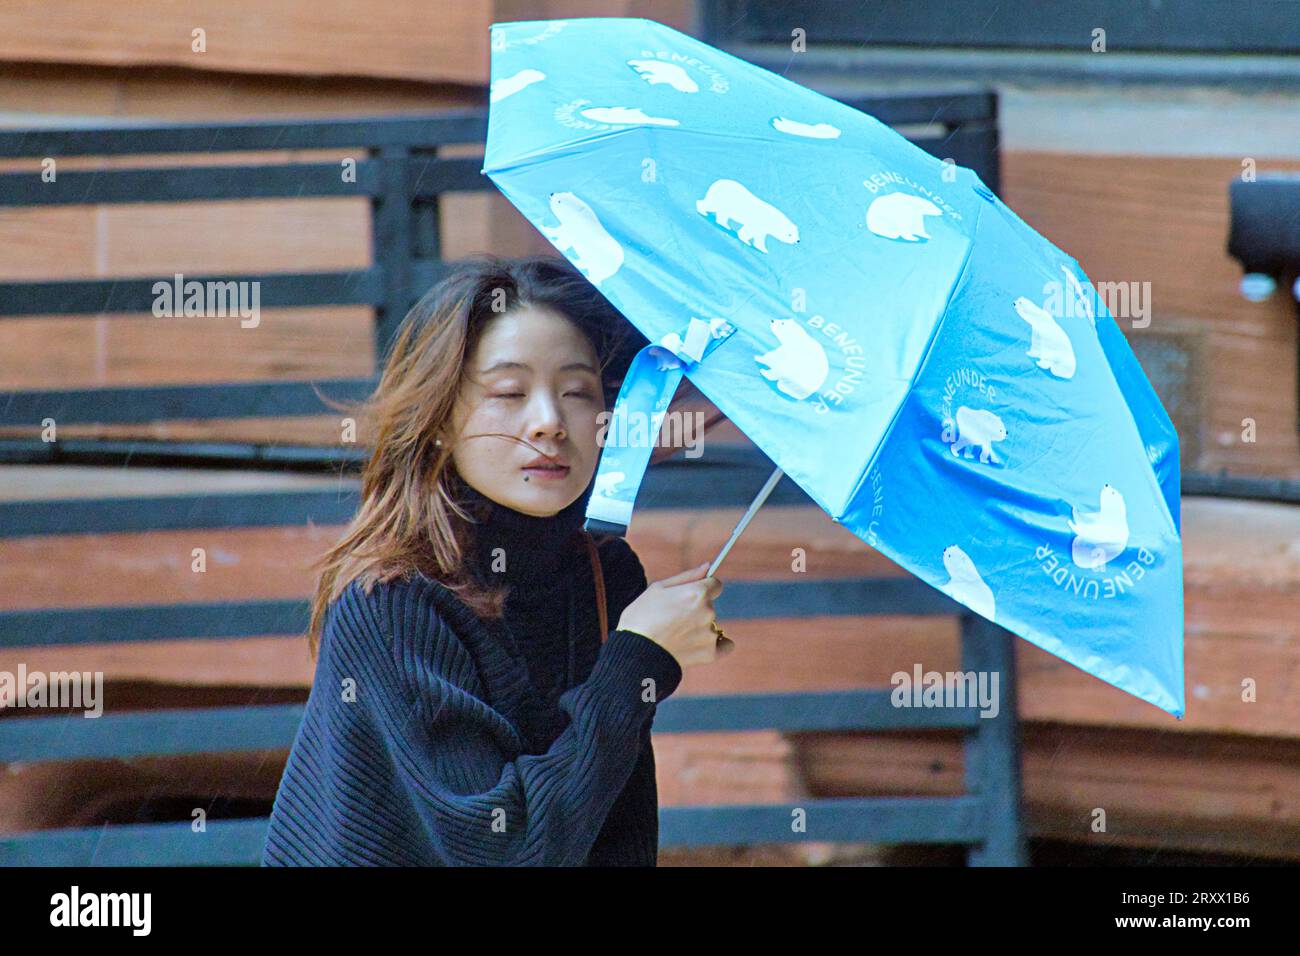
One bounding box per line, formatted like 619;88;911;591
482;17;1184;719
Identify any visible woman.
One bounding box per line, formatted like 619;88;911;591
262;253;731;866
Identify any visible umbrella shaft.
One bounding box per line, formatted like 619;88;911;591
708;466;784;578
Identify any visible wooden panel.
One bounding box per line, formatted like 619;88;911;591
790;725;1300;861
0;307;374;389
0;62;484;121
0;0;489;85
0;199;370;281
0;0;694;87
0;207;98;280
0;524;337;610
0;747;292;832
1004;151;1300;478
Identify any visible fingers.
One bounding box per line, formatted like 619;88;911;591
656;561;710;588
660;570;724;608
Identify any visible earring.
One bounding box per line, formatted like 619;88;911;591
435;438;442;447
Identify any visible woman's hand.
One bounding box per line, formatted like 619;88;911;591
617;561;728;669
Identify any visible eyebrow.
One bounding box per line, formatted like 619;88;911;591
478;361;600;375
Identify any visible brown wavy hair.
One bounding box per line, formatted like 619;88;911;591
306;253;643;660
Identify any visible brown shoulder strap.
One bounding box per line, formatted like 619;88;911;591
582;531;609;644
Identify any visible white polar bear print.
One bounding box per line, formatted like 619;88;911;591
771;116;841;139
1013;296;1076;379
659;317;735;363
541;192;624;287
949;406;1007;464
1069;483;1129;571
580;106;679;127
696;179;800;253
1062;265;1097;328
940;545;996;622
594;470;627;498
626;59;699;93
865;192;943;241
490;69;545;103
754;318;829;401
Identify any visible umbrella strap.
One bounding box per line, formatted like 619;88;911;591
584;317;736;537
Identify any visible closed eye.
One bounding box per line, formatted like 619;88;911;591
492;391;593;399
489;385;596;400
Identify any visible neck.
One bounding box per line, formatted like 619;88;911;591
455;477;591;592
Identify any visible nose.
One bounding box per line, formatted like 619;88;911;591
526;391;566;444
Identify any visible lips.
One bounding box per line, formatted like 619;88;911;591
522;455;570;480
522;454;569;470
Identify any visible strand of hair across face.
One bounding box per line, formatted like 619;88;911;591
440;432;570;481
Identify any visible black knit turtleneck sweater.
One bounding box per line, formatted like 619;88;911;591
458;480;595;726
263;475;685;866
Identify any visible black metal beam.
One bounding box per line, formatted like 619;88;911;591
0;112;490;159
0;161;381;207
0;438;368;470
0;797;987;865
655;688;983;733
0;577;955;648
409;156;492;199
0;377;377;426
704;0;1300;53
659;796;985;847
0;600;309;647
726;43;1300;91
0;686;985;765
0;704;306;762
0;270;382;317
0;819;271;866
0;489;361;538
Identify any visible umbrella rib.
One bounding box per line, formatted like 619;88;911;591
486;122;815;176
836;193;988;522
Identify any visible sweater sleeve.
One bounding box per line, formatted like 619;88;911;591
585;719;660;866
332;579;683;867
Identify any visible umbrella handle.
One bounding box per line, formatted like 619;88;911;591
707;466;784;578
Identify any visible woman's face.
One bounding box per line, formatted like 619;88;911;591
449;303;605;517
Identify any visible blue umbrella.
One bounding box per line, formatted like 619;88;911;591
482;18;1184;719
